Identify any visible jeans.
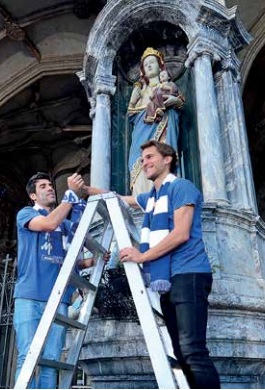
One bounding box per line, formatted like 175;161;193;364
14;298;68;389
160;273;220;389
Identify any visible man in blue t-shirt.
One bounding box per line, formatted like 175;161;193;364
120;140;220;389
14;172;105;389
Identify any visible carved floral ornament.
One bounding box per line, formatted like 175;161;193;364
4;21;26;41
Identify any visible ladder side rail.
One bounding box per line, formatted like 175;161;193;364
59;222;114;389
117;198;141;243
14;200;99;389
106;196;177;389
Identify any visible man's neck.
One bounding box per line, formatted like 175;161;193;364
154;171;170;191
34;202;52;213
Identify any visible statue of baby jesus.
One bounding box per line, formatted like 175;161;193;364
144;70;185;124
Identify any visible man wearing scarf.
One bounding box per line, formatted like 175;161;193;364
120;140;220;389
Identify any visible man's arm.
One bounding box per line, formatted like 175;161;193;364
28;203;74;232
119;195;139;209
120;205;194;263
82;184;108;196
28;173;84;232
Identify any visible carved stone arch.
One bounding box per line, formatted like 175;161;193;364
240;13;265;89
83;0;200;79
83;0;202;192
243;38;265;220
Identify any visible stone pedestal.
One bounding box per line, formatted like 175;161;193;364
78;318;157;389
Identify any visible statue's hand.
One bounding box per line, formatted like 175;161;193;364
129;86;142;107
163;94;185;109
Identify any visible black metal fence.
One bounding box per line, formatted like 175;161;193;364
0;255;16;389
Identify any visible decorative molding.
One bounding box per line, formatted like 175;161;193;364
198;0;252;52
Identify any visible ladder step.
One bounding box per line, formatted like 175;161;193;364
96;199;111;220
39;358;74;371
70;273;97;291
84;234;106;254
152;307;164;320
55;313;86;330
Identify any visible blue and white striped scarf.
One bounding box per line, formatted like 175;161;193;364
141;174;177;293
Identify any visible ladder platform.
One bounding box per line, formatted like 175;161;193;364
39;358;74;371
54;313;86;330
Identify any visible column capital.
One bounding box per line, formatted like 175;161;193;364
185;36;223;68
94;74;116;96
220;51;241;80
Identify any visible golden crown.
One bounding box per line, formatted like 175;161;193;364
141;47;164;65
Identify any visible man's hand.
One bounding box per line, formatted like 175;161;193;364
67;173;84;194
78;250;111;269
120;247;143;263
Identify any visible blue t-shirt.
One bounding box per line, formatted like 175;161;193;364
14;206;74;304
137;178;212;276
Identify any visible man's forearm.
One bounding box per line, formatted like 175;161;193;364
120;195;139;208
83;185;108;196
29;202;73;232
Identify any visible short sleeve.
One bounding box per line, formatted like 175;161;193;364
168;179;201;211
17;207;40;230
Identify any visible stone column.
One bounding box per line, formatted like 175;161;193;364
186;45;229;205
215;55;258;212
90;75;116;189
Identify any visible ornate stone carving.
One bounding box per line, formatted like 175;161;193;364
0;4;41;61
4;21;26;41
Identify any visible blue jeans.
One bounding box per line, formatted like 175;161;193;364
160;273;220;389
14;298;68;389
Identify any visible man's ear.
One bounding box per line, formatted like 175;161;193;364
30;193;36;202
164;156;172;166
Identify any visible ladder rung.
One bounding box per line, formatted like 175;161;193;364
39;358;74;371
96;199;111;220
84;234;106;254
152;307;164;320
55;313;86;330
70;273;97;291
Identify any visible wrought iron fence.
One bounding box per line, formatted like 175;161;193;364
0;255;16;389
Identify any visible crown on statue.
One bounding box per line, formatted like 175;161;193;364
141;47;164;65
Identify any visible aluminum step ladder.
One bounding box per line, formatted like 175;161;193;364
14;192;189;389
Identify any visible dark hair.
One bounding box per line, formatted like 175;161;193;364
140;140;178;173
26;172;51;196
